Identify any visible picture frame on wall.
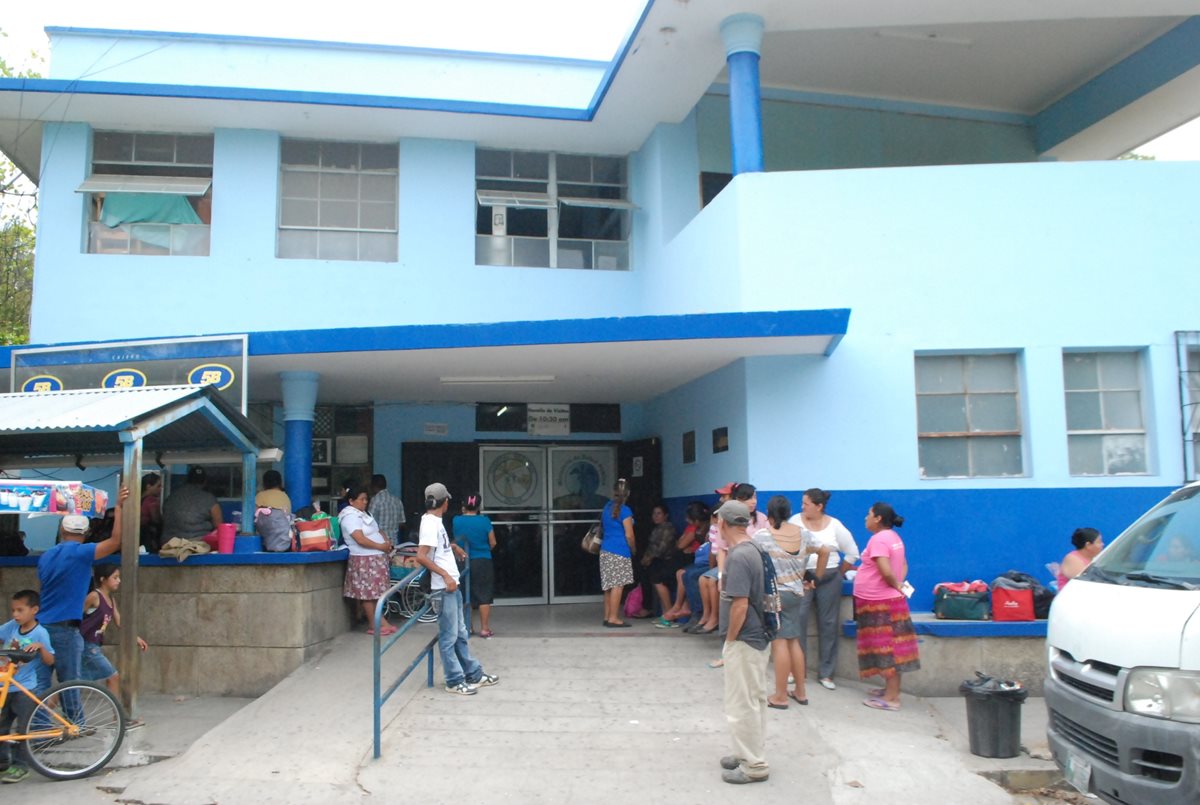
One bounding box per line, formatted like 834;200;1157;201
312;438;331;465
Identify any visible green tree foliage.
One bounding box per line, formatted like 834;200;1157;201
0;29;42;345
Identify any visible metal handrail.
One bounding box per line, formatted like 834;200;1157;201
371;563;470;759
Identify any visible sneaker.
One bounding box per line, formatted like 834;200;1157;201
444;682;477;696
722;768;768;785
653;617;672;629
819;677;837;690
1;766;29;784
471;673;499;688
719;756;741;770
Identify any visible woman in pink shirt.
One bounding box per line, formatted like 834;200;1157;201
853;502;920;711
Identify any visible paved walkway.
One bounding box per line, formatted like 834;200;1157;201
12;605;1064;804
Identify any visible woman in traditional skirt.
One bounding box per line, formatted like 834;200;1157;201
853;502;919;711
339;484;396;636
599;479;636;627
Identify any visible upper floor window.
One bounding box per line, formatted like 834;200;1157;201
475;149;631;270
1184;340;1200;481
278;140;398;262
1064;351;1147;475
82;131;213;256
915;353;1024;478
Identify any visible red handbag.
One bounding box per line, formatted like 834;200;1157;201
991;587;1034;621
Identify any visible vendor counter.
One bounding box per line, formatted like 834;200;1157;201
0;551;353;697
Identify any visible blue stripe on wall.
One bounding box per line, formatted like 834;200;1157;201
1035;16;1200;153
663;486;1172;612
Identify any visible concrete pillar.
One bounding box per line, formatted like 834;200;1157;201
281;371;319;510
720;13;765;175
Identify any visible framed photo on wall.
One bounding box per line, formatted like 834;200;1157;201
312;438;331;465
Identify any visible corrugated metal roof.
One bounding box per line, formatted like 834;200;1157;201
0;385;273;462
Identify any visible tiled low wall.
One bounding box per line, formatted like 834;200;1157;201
0;553;353;697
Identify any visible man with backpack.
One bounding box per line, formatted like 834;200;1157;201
715;499;772;785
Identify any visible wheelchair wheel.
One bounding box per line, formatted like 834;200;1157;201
21;680;126;780
401;579;439;623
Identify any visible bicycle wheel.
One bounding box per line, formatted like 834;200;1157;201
21;680;126;780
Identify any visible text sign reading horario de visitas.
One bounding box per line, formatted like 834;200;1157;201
527;404;570;436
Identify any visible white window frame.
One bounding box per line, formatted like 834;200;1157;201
1063;350;1149;477
915;352;1025;479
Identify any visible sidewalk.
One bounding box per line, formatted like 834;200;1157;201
11;605;1068;803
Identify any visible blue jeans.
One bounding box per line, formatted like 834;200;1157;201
683;564;707;617
44;623;84;721
433;588;482;687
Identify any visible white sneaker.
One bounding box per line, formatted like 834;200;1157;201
819;677;837;690
472;673;499;688
445;681;477;695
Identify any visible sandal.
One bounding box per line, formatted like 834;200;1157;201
867;687;886;698
479;629;494;639
767;700;789;710
863;696;901;711
788;691;809;706
707;658;725;669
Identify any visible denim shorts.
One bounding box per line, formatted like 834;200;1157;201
702;567;719;580
80;642;117;681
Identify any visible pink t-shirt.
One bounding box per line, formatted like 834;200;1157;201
708;523;727;555
853;529;906;601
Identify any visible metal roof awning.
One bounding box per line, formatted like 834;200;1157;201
0;384;275;468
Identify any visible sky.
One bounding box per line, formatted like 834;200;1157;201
1;2;1198;159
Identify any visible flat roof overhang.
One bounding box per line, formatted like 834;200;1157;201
1;309;851;405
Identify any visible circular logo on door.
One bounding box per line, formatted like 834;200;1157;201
486;451;540;507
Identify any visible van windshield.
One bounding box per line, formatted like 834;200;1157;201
1085;485;1200;589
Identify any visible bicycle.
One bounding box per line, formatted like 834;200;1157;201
0;648;126;780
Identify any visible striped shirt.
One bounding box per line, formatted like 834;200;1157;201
751;526;811;595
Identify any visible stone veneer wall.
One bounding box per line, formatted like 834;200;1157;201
0;560;353;697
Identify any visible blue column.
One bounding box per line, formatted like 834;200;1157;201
281;371;319;511
720;13;765;175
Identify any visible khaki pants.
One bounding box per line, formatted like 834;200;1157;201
723;639;770;777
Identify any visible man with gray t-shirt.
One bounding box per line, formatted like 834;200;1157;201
716;499;770;784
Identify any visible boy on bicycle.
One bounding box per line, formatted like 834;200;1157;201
0;589;55;784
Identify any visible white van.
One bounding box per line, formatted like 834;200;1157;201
1046;483;1200;804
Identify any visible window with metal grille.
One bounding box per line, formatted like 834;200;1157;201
915;353;1024;478
1176;331;1200;482
1064;351;1147;476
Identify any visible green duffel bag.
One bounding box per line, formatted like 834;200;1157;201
933;589;991;620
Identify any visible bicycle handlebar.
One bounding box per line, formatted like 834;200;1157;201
0;649;36;663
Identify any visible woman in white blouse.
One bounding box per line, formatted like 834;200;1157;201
789;488;860;690
338;484;395;636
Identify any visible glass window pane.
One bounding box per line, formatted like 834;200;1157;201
1065;391;1102;431
476;235;513;266
93;132;133;162
970;436;1023;476
556;154;591;182
1098;352;1140;389
512;237;550;267
280;199;318;227
319;200;358;229
593;241;628;270
321;173;358;201
917;394;967;433
1103;434;1146;474
359;201;395;231
317;230;358;260
915;356;963;393
557;240;591;269
1069;434;1104;475
592;156;625;184
968;393;1018;432
321;142;358;170
919;437;967;478
476;149;511;177
281;140;320;167
360;173;397;203
134;133;175;163
1063;353;1098;390
966;354;1015;392
513;151;549;180
278;229;318;259
360;143;398;171
559;183;622;200
1102;391;1143;430
280;170;318;199
505;208;548;238
175;135;214;165
358;232;397;262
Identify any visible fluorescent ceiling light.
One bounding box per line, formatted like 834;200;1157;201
440;375;556;384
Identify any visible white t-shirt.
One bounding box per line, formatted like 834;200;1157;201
418;512;458;591
338;507;386;556
787;514;860;570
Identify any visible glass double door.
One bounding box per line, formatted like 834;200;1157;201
480;444;616;604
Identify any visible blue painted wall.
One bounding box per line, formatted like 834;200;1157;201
696;93;1037;174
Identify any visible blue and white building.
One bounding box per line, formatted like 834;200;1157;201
2;1;1200;609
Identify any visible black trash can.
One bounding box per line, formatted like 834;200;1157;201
959;672;1028;758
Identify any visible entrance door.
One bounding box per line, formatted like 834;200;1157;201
480;444;618;604
401;442;480;537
